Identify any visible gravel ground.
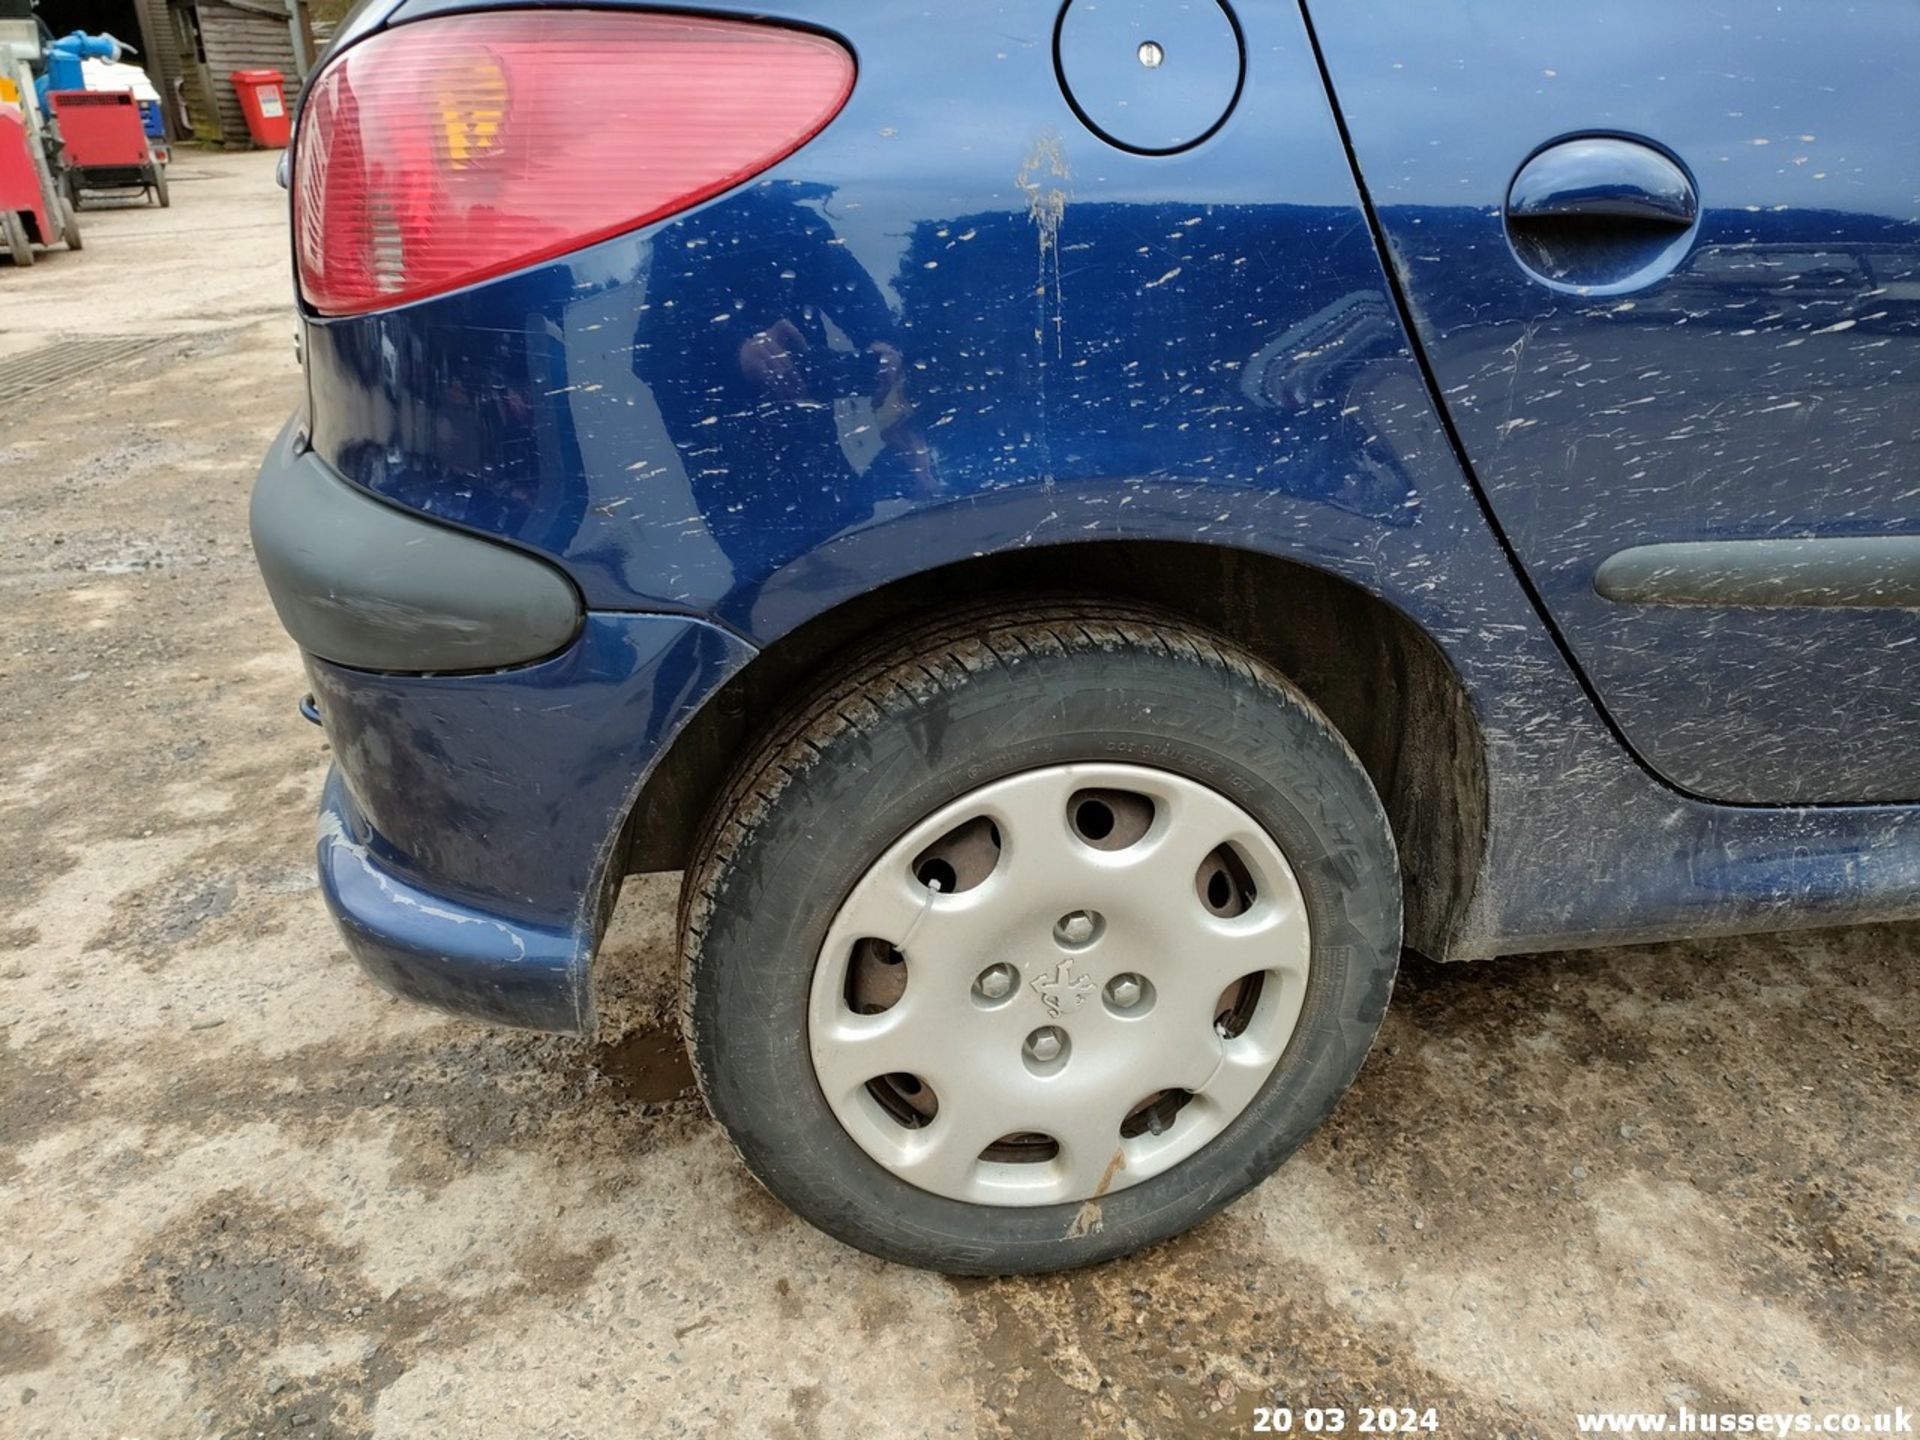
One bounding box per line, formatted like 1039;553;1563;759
1;150;1915;1440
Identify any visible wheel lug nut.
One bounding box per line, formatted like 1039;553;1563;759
1025;1026;1065;1063
1105;974;1144;1009
975;963;1017;1000
1056;910;1097;945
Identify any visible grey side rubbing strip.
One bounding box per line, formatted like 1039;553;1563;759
1594;537;1920;609
251;418;583;671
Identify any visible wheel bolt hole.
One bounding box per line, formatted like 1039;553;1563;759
1075;798;1115;841
1068;788;1155;850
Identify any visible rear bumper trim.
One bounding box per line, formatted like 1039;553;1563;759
251;416;583;673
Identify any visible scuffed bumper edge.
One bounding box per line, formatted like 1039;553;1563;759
304;612;757;1035
317;770;589;1032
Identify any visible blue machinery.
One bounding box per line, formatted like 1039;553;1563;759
35;30;132;107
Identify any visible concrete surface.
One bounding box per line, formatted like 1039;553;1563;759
1;151;1916;1440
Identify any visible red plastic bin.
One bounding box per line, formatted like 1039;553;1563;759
230;69;291;149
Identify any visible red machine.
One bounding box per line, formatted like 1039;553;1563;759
0;99;80;265
49;88;168;207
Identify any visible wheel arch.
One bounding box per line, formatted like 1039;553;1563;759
624;541;1488;961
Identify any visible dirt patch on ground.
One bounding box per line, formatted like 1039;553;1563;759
592;1025;698;1105
1;152;1914;1439
0;1314;60;1378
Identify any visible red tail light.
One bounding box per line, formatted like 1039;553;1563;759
294;12;855;316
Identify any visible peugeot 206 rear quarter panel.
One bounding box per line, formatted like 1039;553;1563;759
274;0;1920;1033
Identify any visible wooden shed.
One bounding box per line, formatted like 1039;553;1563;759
136;0;307;144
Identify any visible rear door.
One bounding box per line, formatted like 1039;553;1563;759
1306;0;1920;803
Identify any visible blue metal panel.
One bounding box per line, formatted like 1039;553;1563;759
301;0;1431;633
318;770;585;1032
284;0;1920;984
307;612;754;1031
1306;0;1920;803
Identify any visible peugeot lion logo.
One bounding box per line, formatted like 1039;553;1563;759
1031;958;1095;1017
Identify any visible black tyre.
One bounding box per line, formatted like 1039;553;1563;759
679;601;1401;1273
60;199;82;252
4;211;33;267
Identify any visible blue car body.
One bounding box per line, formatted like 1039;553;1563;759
258;0;1920;1034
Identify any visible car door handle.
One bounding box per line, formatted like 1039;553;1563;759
1504;136;1699;291
1507;136;1698;229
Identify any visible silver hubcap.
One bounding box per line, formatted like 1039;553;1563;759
807;762;1311;1207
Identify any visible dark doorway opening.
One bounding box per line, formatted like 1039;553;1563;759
35;0;145;57
33;0;176;139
